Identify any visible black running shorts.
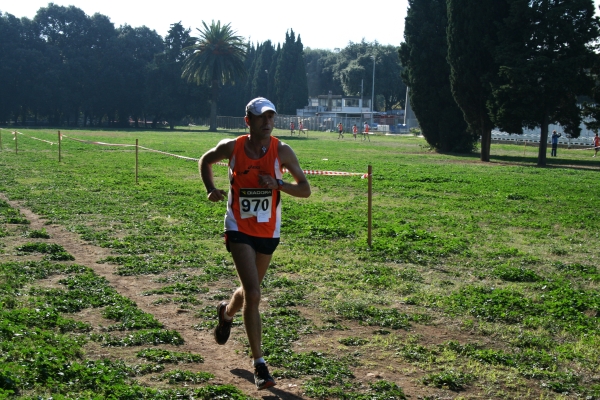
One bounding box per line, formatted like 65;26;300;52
225;231;280;255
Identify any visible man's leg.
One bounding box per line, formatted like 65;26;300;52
228;242;272;360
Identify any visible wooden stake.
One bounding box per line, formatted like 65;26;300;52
368;165;372;247
135;139;139;184
58;131;62;162
14;131;17;154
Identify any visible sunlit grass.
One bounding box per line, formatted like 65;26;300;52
2;127;600;398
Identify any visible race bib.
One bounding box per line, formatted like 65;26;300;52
239;188;272;222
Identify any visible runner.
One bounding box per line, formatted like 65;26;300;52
199;97;311;390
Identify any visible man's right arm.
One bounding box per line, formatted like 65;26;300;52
199;139;235;202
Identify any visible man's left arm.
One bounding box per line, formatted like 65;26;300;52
278;144;311;198
259;144;311;198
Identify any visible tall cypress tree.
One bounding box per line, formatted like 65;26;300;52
250;40;275;99
490;0;599;166
146;22;208;129
446;0;509;161
399;0;471;152
274;30;308;114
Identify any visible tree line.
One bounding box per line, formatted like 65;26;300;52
399;0;600;166
5;2;599;167
0;4;405;131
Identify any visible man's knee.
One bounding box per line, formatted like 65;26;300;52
243;287;261;305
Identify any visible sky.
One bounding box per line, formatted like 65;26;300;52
1;1;408;50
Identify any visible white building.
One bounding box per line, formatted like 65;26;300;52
296;93;372;118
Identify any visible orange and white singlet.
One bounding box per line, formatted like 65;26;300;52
225;135;283;238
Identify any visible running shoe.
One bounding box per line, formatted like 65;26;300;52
254;362;276;390
213;301;232;345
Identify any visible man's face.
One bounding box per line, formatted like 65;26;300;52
246;111;275;135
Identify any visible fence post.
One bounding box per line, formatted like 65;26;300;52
368;164;372;247
58;131;62;162
14;131;17;154
135;139;139;184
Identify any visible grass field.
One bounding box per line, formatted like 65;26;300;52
1;126;600;399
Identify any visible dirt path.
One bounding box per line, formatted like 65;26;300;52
2;195;475;399
2;195;312;399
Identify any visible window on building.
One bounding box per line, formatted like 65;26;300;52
344;98;359;107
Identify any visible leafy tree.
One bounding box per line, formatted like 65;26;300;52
304;48;343;97
376;45;406;111
399;0;471;152
335;42;405;111
0;12;46;124
80;12;117;126
146;22;207;129
182;20;246;131
446;0;509;161
107;25;163;128
335;41;370;98
274;29;308;114
35;3;108;125
490;0;599;166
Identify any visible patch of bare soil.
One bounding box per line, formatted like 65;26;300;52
1;195;486;399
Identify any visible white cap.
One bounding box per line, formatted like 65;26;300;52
246;97;277;116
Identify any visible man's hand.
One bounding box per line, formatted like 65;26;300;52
207;189;227;202
258;174;278;189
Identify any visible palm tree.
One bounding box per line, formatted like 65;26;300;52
182;20;246;131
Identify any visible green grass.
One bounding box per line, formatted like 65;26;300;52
1;127;600;398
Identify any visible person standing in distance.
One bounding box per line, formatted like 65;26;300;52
593;132;600;158
550;130;561;157
199;97;311;390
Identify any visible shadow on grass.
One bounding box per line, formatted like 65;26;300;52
432;148;600;171
490;154;600;170
230;368;304;399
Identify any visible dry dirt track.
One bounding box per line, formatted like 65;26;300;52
2;194;467;400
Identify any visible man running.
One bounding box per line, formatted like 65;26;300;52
199;97;311;390
338;122;344;139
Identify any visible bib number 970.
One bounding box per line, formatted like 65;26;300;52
241;198;270;213
239;188;272;221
